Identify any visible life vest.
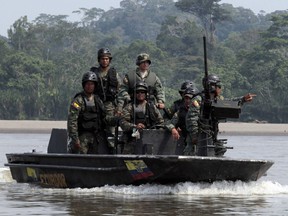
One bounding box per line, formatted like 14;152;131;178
173;99;184;113
75;93;104;132
133;102;157;129
126;70;157;103
90;66;118;101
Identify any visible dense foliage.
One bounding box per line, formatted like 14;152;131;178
0;0;287;122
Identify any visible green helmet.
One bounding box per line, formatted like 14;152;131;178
135;81;148;92
82;72;98;87
136;53;151;66
97;48;112;62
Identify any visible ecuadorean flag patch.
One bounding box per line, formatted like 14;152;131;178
72;102;80;109
124;160;154;181
192;100;200;108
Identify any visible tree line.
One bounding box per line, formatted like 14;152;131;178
0;0;288;123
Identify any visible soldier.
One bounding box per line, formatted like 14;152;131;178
166;86;201;155
166;80;195;119
119;81;164;154
67;72;108;154
117;53;165;113
186;74;256;156
90;48;122;150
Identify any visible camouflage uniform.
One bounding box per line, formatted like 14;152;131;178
67;92;108;154
119;102;164;154
90;48;122;149
165;99;183;120
183;95;202;155
166;103;187;138
190;72;249;156
117;54;165;111
165;80;195;120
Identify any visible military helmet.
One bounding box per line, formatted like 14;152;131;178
206;74;221;85
184;86;199;98
82;72;98;87
136;53;151;66
97;48;112;61
135;81;148;92
179;80;194;94
202;74;221;93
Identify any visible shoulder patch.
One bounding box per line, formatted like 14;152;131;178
192;100;200;108
72;102;80;110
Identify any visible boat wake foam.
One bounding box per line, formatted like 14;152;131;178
54;180;288;196
0;168;14;183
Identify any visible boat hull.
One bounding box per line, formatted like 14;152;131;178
5;153;273;188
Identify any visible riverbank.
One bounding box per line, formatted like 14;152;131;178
0;120;287;135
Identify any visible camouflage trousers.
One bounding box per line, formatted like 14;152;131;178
68;131;106;154
104;100;117;148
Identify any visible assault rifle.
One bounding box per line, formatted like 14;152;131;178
197;36;241;156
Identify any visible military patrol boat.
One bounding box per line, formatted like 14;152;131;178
4;37;273;188
5;127;273;188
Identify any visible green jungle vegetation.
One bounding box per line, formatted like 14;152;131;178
0;0;288;122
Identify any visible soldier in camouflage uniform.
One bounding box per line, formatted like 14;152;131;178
90;48;122;150
119;81;164;154
165;85;201;155
117;53;165;113
67;72;108;154
166;80;195;119
186;74;256;156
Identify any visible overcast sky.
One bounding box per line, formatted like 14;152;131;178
1;0;288;37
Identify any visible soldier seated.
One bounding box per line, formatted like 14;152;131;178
119;81;164;154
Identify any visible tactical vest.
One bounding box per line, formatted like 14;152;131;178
75;93;104;132
90;67;118;102
173;99;184;114
127;70;157;103
133;102;157;129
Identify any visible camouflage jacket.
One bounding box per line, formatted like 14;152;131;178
165;102;187;131
119;101;164;132
187;94;244;141
117;68;165;111
185;95;202;137
67;92;107;142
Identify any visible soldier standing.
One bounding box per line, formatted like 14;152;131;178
166;86;201;155
117;53;165;113
67;72;108;154
186;74;256;156
90;48;122;151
